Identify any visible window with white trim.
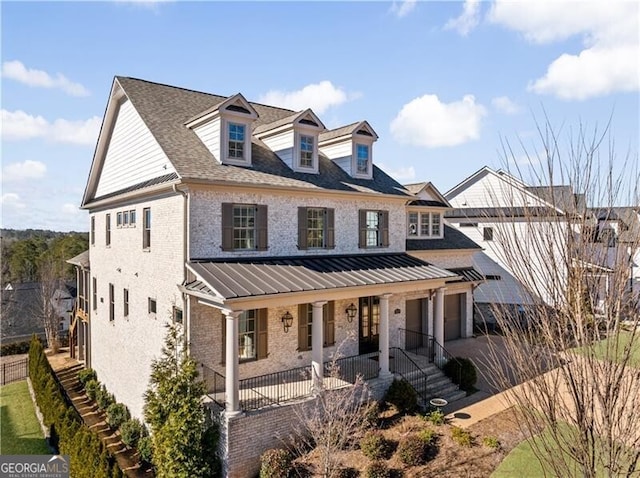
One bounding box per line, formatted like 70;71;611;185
228;123;245;160
356;144;369;174
299;135;314;168
407;211;443;238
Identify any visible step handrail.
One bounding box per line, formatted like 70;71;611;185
389;347;432;404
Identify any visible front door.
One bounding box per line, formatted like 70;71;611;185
359;296;380;354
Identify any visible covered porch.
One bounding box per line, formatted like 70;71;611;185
181;253;462;415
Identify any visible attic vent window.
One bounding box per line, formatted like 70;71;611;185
299;118;319;127
226;104;251;114
357;129;374;137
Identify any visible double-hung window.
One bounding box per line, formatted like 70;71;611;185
228;123;245;160
359;210;389;248
407;211;443;238
226;309;267;362
299;135;314;168
105;214;111;246
356;144;369;174
221;203;268;251
298;207;335;249
143;208;151;249
297;302;335;351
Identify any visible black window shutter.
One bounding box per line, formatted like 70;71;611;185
256;205;268;250
324;301;335;347
326;208;335;249
298;207;308;250
381;211;390;247
358;210;367;248
257;309;268;360
298;304;309;351
221;203;234;251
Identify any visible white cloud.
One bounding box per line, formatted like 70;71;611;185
444;0;480;36
2;160;47;182
390;94;487;148
258;81;353;114
62;203;81;215
488;1;639;100
1;109;101;146
389;0;417;18
491;96;520;115
378;164;416;182
1;193;26;209
2;60;90;97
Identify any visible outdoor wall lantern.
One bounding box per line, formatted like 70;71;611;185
281;311;293;333
345;303;357;322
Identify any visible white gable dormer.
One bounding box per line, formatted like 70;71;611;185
186;93;258;167
318;121;378;180
254;109;325;174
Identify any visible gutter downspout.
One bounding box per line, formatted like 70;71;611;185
173;184;190;350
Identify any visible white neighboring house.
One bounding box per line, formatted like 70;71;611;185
444;167;581;326
70;76;481;477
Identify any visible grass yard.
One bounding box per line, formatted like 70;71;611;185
591;331;640;366
0;380;51;455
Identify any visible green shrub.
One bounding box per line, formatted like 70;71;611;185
360;430;393;460
96;384;115;411
423;409;445;426
27;335;122;477
482;435;501;449
451;426;473;447
384;379;417;414
417;427;436;445
85;379;99;401
397;435;428;466
106;403;130;429
1;339;35;356
137;436;153;465
259;448;292;478
442;357;477;392
78;368;97;387
363;401;381;429
365;460;391;478
120;419;145;448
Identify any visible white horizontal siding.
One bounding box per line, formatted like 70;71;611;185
193;118;221;162
95;100;176;197
261;130;294;168
320;140;352;161
448;173;546;209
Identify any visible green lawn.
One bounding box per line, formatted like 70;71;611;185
588;331;640;366
0;380;51;455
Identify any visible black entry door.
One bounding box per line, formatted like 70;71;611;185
359;296;380;354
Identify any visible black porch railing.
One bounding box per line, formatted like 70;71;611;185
389;347;432;403
200;351;381;412
398;328;462;386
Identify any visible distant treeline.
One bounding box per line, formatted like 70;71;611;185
1;229;89;285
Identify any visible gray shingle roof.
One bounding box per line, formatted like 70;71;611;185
318;122;360;143
115;77;409;197
408;199;449;208
406;225;482;251
187;253;457;300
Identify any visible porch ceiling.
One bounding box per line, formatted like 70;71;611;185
186;253;458;300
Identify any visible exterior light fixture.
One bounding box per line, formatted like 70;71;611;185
345;303;357;322
281;311;293;333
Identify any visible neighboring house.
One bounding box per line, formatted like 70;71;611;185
587;207;640;312
74;76;477;477
444;167;581;325
1;281;73;344
444;166;638;326
404;182;484;340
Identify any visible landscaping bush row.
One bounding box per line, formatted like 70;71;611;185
28;336;124;478
1;338;40;356
79;369;152;466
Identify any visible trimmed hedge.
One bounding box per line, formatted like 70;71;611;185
28;336;124;478
443;357;477;392
78;368;97;386
1;338;37;356
384;379;418;413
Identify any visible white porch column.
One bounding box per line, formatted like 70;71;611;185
225;311;242;416
379;294;392;377
311;301;327;394
434;287;445;348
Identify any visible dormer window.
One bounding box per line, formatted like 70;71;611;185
228;123;246;160
407;211;443;239
356;144;370;174
300;135;314;168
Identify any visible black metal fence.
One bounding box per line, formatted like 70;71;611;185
0;357;29;385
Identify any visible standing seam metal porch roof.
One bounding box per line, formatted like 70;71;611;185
186;253;458;300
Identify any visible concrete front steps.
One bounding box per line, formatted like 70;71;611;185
393;361;467;407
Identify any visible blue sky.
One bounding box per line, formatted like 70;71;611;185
2;1;638;231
